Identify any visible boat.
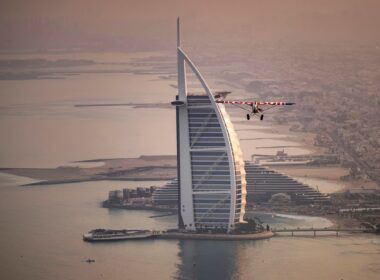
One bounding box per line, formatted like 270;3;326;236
83;229;158;242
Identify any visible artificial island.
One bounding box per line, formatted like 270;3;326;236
85;18;278;241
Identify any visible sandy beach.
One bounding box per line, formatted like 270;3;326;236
0;155;177;185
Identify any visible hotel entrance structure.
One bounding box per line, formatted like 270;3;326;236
172;18;246;233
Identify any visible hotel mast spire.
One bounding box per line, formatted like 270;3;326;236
177;17;181;48
177;17;187;101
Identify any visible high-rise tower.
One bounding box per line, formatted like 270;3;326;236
172;18;246;233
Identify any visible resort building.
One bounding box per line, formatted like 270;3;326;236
152;164;329;208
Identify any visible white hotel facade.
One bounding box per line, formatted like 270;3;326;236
172;18;247;233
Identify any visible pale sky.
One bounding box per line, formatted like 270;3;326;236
0;0;379;50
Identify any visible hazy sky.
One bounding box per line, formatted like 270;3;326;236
0;0;379;50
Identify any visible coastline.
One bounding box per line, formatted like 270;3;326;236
0;155;177;186
237;121;379;192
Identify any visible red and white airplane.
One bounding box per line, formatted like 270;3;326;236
214;91;295;121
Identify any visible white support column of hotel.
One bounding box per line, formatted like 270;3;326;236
177;18;196;230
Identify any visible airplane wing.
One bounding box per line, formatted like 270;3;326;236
216;100;295;106
216;99;295;121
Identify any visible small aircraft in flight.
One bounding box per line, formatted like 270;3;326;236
214;91;295;121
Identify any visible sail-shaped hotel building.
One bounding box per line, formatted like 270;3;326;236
172;18;246;233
